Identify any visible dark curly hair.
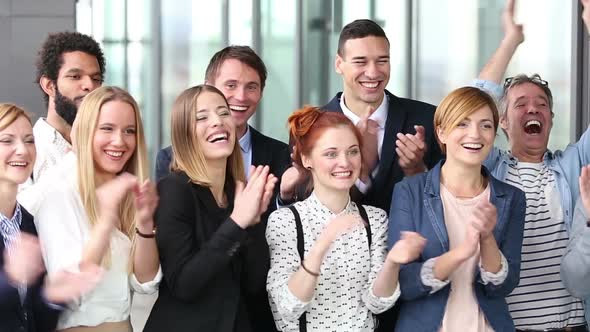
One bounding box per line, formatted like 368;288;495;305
35;31;106;104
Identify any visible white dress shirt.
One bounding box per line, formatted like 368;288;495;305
32;118;71;182
340;94;389;193
31;153;162;330
18;118;71;193
266;193;399;332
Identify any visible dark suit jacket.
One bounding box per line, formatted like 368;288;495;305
154;126;289;332
322;90;443;213
144;172;277;332
0;207;60;332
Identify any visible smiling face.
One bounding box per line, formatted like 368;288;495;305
92;100;137;182
438;105;496;168
210;59;262;138
302;126;362;195
0;116;36;186
501;82;553;161
335;36;390;112
194;90;236;162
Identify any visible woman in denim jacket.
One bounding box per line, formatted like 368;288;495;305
388;87;526;332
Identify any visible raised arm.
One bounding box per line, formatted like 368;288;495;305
478;0;524;83
582;0;590;34
561;165;590;298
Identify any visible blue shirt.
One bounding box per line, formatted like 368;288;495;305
239;126;252;179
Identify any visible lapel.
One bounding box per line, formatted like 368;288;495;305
322;93;344;113
373;91;407;185
250;126;270;167
423;162;450;251
488;175;509;239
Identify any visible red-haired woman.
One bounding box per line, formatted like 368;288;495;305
266;106;426;331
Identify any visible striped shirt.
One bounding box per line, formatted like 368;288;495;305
0;204;26;302
0;204;22;250
504;162;585;329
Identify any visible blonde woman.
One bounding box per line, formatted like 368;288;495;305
26;87;161;331
144;85;277;332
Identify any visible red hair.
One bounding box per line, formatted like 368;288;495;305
288;106;363;169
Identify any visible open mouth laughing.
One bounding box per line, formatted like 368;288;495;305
207;131;230;143
229;105;248;113
524;120;542;135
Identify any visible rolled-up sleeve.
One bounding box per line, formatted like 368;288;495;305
130;266;162;294
266;208;311;326
362;206;400;314
471;79;504;100
420;258;450;294
479;253;509;286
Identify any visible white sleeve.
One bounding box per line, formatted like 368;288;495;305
129;266;163;294
266;207;312;326
362;206;400;314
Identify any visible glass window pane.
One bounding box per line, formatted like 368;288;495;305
102;43;126;87
160;0;223;146
229;0;253;45
259;0;296;143
415;0;572;150
376;0;409;98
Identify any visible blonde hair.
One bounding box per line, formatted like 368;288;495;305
0;103;31;131
74;86;148;264
170;84;245;185
434;87;499;154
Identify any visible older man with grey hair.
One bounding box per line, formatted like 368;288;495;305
472;0;590;330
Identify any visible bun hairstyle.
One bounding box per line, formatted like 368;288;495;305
287;105;363;170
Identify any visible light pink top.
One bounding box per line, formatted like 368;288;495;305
439;184;494;332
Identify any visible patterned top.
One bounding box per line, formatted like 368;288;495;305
0;203;26;302
266;193;399;332
0;204;22;250
504;161;585;329
31;118;71;183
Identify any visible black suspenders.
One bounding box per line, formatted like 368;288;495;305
287;204;372;332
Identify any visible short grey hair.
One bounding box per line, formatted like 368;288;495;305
500;73;553;118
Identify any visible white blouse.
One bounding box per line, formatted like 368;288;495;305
266;193;399;332
26;153;161;330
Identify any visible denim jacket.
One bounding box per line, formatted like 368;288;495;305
561;198;590;325
388;161;526;332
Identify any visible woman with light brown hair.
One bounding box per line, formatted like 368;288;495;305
389;87;526;331
144;84;277;332
23;87;161;331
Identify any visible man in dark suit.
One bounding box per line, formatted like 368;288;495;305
155;46;289;332
326;19;443;332
326;19;443;213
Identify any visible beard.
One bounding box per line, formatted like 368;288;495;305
54;88;79;126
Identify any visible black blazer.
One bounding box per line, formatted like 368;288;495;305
322;90;443;213
0;207;60;332
153;126;289;332
144;172;273;332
